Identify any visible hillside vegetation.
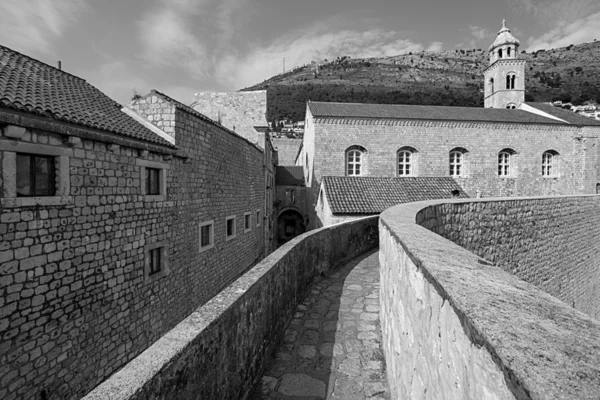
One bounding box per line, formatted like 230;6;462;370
241;41;600;122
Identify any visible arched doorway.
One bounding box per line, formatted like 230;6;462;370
277;209;306;246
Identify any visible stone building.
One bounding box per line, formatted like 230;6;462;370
274;166;308;246
297;22;600;228
0;45;267;400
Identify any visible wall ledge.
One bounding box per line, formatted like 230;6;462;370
380;197;600;400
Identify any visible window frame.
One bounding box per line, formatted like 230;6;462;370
144;241;169;282
146;167;161;195
498;149;516;178
225;215;237;241
1;139;72;208
346;148;363;176
136;158;169;201
199;220;215;253
449;148;467;177
542;150;559;178
244;212;252;233
16;153;56;197
397;147;417;177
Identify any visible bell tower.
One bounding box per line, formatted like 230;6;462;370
483;20;526;109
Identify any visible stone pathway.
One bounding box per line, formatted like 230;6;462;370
251;250;390;400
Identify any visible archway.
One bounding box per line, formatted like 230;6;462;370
277;209;306;246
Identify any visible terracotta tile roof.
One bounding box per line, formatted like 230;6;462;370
272;138;302;165
308;101;567;125
0;44;175;147
322;176;468;215
276;166;305;186
525;102;600;126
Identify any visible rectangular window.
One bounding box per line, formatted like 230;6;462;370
244;212;251;233
16;153;56;197
256;210;261;227
199;220;215;252
148;247;162;275
146;168;160;195
226;215;237;241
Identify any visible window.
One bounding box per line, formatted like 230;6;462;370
136;159;169;201
506;73;516;89
1;138;72;207
449;148;467;177
489;78;494;93
144;242;169;281
498;48;503;58
244;212;252;233
346;149;363;176
226;215;237;241
542;151;559;177
16;153;56;197
397;147;417;176
498;149;516;177
506;103;517;109
256;210;261;227
507;47;511;57
148;248;162;275
199;220;214;252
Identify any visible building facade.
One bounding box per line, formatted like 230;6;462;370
0;46;267;400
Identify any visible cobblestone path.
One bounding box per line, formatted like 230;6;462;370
251;250;390;400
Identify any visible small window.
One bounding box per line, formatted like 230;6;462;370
346;149;363;176
498;48;503;58
16;153;56;197
506;74;516;90
256;210;261;227
244;212;252;233
199;220;214;252
506;103;517;109
449;148;467;177
542;151;559;177
489;77;494;93
148;247;162;275
226;215;237;241
397;147;417;176
507;47;511;57
498;149;516;177
146;168;160;195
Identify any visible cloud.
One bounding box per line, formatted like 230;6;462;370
426;42;444;52
526;10;600;50
0;0;87;54
214;27;425;89
469;25;490;41
512;0;599;25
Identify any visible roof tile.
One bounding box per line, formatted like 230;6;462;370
0;44;174;147
323;176;468;215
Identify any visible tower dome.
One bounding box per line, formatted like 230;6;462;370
489;20;520;51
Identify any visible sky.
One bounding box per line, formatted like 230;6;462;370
1;0;599;105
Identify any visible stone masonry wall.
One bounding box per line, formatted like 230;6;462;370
0;94;265;400
300;116;600;229
192;90;268;145
83;216;379;400
380;200;600;400
419;196;600;320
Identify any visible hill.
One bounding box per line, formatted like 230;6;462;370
241;41;600;122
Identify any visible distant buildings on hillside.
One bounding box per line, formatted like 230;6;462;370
552;101;600;120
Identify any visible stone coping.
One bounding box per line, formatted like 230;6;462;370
83;216;378;400
380;197;600;400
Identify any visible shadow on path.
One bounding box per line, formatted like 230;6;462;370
250;249;390;400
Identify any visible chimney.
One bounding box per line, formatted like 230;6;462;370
57;61;62;70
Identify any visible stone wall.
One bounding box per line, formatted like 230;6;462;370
83;216;379;400
379;199;600;400
191;91;268;144
418;196;600;319
298;113;600;229
0;93;265;400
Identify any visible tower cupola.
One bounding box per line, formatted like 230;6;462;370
483;20;526;109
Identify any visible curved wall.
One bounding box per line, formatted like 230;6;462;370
417;195;600;319
380;198;600;400
83;216;378;400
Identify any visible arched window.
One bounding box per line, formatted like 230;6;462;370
449;148;468;177
490;77;494;93
506;103;517;109
346;146;366;176
498;149;516;177
542;150;559;177
505;73;516;89
507;47;511;57
397;147;417;176
498;48;503;58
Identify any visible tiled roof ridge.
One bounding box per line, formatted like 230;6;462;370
0;44;86;83
310;100;491;112
150;90;264;151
